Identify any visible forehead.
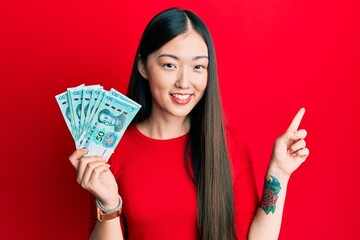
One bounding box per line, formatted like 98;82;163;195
154;30;208;58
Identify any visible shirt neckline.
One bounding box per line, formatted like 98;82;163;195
132;124;189;143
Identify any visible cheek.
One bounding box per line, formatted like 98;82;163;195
147;70;174;92
147;78;169;105
194;74;208;93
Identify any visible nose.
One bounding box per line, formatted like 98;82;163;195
175;68;190;89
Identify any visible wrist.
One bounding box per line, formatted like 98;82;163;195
266;164;290;186
101;196;120;209
96;195;122;222
97;195;122;212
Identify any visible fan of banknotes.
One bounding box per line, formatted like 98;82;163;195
55;84;141;161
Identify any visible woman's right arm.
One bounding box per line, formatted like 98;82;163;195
69;149;124;240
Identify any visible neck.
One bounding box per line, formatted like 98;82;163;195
137;114;190;140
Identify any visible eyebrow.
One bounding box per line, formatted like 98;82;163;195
158;53;208;61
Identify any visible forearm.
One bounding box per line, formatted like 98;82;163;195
249;108;309;239
90;218;123;240
248;168;289;240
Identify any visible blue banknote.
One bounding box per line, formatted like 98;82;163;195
84;88;105;135
109;88;141;110
79;92;140;160
55;84;141;160
67;87;84;140
80;85;101;135
55;92;74;139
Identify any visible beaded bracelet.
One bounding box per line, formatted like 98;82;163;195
96;195;122;213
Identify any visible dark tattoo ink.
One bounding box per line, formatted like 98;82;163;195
259;175;281;214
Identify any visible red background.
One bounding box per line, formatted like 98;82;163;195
1;0;359;239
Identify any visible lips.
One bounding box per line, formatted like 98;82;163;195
170;93;193;104
170;93;191;100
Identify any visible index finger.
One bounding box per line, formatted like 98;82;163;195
287;108;305;132
69;148;88;169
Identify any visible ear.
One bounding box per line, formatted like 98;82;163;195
137;60;148;80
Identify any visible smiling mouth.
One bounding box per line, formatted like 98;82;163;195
170;93;191;100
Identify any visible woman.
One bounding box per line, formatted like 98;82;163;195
69;8;309;240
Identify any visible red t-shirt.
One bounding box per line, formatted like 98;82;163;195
90;124;258;239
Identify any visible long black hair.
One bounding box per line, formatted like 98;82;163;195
127;8;235;240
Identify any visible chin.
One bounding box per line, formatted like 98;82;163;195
170;108;193;118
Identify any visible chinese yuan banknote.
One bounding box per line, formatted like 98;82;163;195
55;84;141;161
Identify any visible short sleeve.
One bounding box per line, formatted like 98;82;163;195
226;125;259;239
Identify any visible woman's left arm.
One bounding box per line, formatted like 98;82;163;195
248;108;310;240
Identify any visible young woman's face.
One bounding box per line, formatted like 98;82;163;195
140;30;208;120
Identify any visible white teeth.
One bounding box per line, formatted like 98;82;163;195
172;94;190;100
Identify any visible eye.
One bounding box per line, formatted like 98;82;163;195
163;63;177;70
194;65;207;72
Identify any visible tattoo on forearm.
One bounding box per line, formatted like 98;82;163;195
259;175;281;214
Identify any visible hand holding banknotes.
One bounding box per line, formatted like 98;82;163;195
69;148;119;208
56;85;141;208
